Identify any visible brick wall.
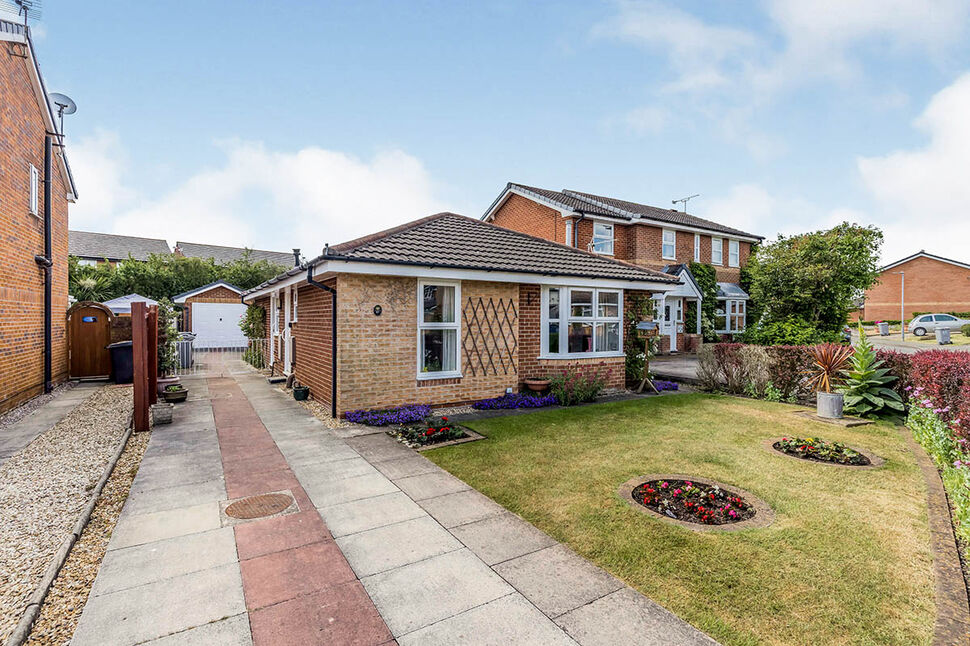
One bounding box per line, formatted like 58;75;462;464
292;281;334;409
183;285;243;331
336;275;519;413
864;256;970;321
0;42;70;413
491;194;568;243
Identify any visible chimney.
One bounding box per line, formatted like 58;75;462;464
292;248;301;266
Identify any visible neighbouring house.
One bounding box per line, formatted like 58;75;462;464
174;240;297;267
482;183;763;350
0;19;78;413
242;213;679;416
69;230;171;266
103;293;159;316
861;251;970;321
173;280;247;349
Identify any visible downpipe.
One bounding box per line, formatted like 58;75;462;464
32;135;53;393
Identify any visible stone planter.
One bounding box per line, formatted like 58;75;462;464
162;387;188;403
817;392;844;419
151;402;174;426
523;378;550;392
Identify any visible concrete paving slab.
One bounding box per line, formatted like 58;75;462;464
555;588;718;646
123;478;227;516
394;471;471;501
283;442;361;466
336;516;462;577
302;471;398;508
319;491;426;538
418;489;507;529
109;501;222;550
361;548;513;637
293;455;379;484
72;563;246;646
240;540;356;610
494;545;624;618
451;512;557;566
398;593;578;646
373;454;441;480
332;424;385;438
131;450;223;489
234;509;330;560
345;433;416;462
91;527;237;596
144;433;220;458
141;613;252;645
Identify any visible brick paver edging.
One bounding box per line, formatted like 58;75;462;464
900;427;970;645
762;437;886;469
618;474;775;532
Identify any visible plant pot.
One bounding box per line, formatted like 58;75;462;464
817;392;844;419
162;387;188;403
293;386;310;401
151;402;174;425
157;376;180;395
523;378;550;392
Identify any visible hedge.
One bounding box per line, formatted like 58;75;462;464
908;350;970;440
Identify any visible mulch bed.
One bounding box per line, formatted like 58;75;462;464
765;437;885;469
632;478;756;526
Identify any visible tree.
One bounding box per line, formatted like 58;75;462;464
743;223;883;343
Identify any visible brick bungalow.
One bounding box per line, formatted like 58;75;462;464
861;251;970;321
242;213;678;416
0;19;78;413
482;183;763;351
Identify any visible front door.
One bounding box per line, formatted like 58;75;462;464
69;306;111;378
665;298;681;351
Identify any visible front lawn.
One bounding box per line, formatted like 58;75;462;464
425;394;935;646
910;331;970;346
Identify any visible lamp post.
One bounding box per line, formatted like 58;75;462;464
894;271;905;341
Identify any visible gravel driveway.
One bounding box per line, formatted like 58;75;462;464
0;386;132;642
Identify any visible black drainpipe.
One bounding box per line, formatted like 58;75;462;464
306;262;338;419
32;135;53;393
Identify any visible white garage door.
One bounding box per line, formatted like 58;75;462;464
191;303;248;349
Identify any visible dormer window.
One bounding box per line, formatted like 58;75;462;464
591;222;614;255
662;229;676;260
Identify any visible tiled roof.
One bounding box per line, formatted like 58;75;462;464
175;241;295;267
69;230;171;262
498;183;761;239
327;213;678;282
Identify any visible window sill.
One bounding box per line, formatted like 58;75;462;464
417;371;462;381
538;352;625;360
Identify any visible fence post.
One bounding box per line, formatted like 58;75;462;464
132;301;149;432
147;305;158;405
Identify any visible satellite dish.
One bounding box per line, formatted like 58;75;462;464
47;92;76;136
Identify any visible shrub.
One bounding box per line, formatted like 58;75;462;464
962;324;970;337
739;345;770;398
696;345;721;392
472;393;557;410
548;368;610;406
740;316;839;346
156;298;179;377
840;329;903;418
875;350;911;401
345;404;432;426
806;344;854;393
765;345;813;400
909;350;970;439
713;343;746;394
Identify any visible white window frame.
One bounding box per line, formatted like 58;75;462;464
716;298;746;334
29;164;39;216
711;237;723;265
565;220;573;247
270;292;280;336
694;234;700;262
729;239;740;267
292;285;298;322
591;222;614;255
416;280;462;380
662;229;676;260
76;258;98;267
540;286;623;359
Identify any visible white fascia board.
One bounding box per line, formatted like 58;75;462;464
243;260;677;302
173;281;244;303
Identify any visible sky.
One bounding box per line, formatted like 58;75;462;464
10;0;970;263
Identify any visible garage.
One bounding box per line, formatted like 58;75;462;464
173;281;248;349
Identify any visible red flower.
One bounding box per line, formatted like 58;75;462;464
442;416;449;422
425;429;434;436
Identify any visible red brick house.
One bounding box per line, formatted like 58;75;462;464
482;184;763;350
0;19;78;413
861;251;970;322
173;280;248;349
243;213;678;416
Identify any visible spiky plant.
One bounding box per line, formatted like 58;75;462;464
840;324;904;417
806;343;855;393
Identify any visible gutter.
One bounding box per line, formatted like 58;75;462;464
305;263;338;419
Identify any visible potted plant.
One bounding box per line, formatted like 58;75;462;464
156;298;181;394
293;384;310;401
162;383;188;403
151;402;174;425
806;343;855;418
522;377;551;392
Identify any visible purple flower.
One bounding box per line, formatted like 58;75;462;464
471;393;556;410
345;404;432;426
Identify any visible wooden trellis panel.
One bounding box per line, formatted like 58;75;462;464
462;296;517;376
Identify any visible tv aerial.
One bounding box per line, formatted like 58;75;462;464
1;0;42;25
672;194;700;214
48;92;76;136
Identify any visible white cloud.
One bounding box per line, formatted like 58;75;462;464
857;72;970;262
700;183;852;239
69;135;452;253
618;105;669;135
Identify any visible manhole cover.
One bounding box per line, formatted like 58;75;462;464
225;493;294;519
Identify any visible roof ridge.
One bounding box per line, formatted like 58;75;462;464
175;240;289;254
71;230;169;241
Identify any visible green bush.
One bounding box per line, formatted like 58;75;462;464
961;324;970;337
156;299;179;377
739;315;841;346
840;326;903;417
547;367;610;406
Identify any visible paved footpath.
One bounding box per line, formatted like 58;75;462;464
73;365;715;645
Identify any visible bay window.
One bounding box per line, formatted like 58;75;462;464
662;229;676;260
716;299;746;333
711;237;723;265
418;281;460;378
729;239;740;267
591;222;614;255
542;287;622;356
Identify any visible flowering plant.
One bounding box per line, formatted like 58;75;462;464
345;404;432;426
391;414;467;447
774;436;868;465
633;478;754;525
652;380;679;392
548;367;611;406
472;393;557;410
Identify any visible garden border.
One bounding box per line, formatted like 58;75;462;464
618;473;775;532
414;429;485;452
763;437;886;469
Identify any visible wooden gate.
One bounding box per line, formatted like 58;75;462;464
68;302;113;379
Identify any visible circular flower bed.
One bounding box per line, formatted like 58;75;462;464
770;436;881;467
388;415;468;448
618;474;774;531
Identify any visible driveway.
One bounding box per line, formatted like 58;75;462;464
852;331;970;354
73;362;716;645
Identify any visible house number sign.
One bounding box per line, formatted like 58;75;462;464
373;305;382;316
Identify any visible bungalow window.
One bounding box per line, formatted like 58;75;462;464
729;240;740;267
694;234;700;262
662;229;676;260
29;164;39;215
711;237;723;265
716;299;746;333
543;287;621;356
591;222;614;255
418;281;460;378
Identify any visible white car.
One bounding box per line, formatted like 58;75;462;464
908;313;970;336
